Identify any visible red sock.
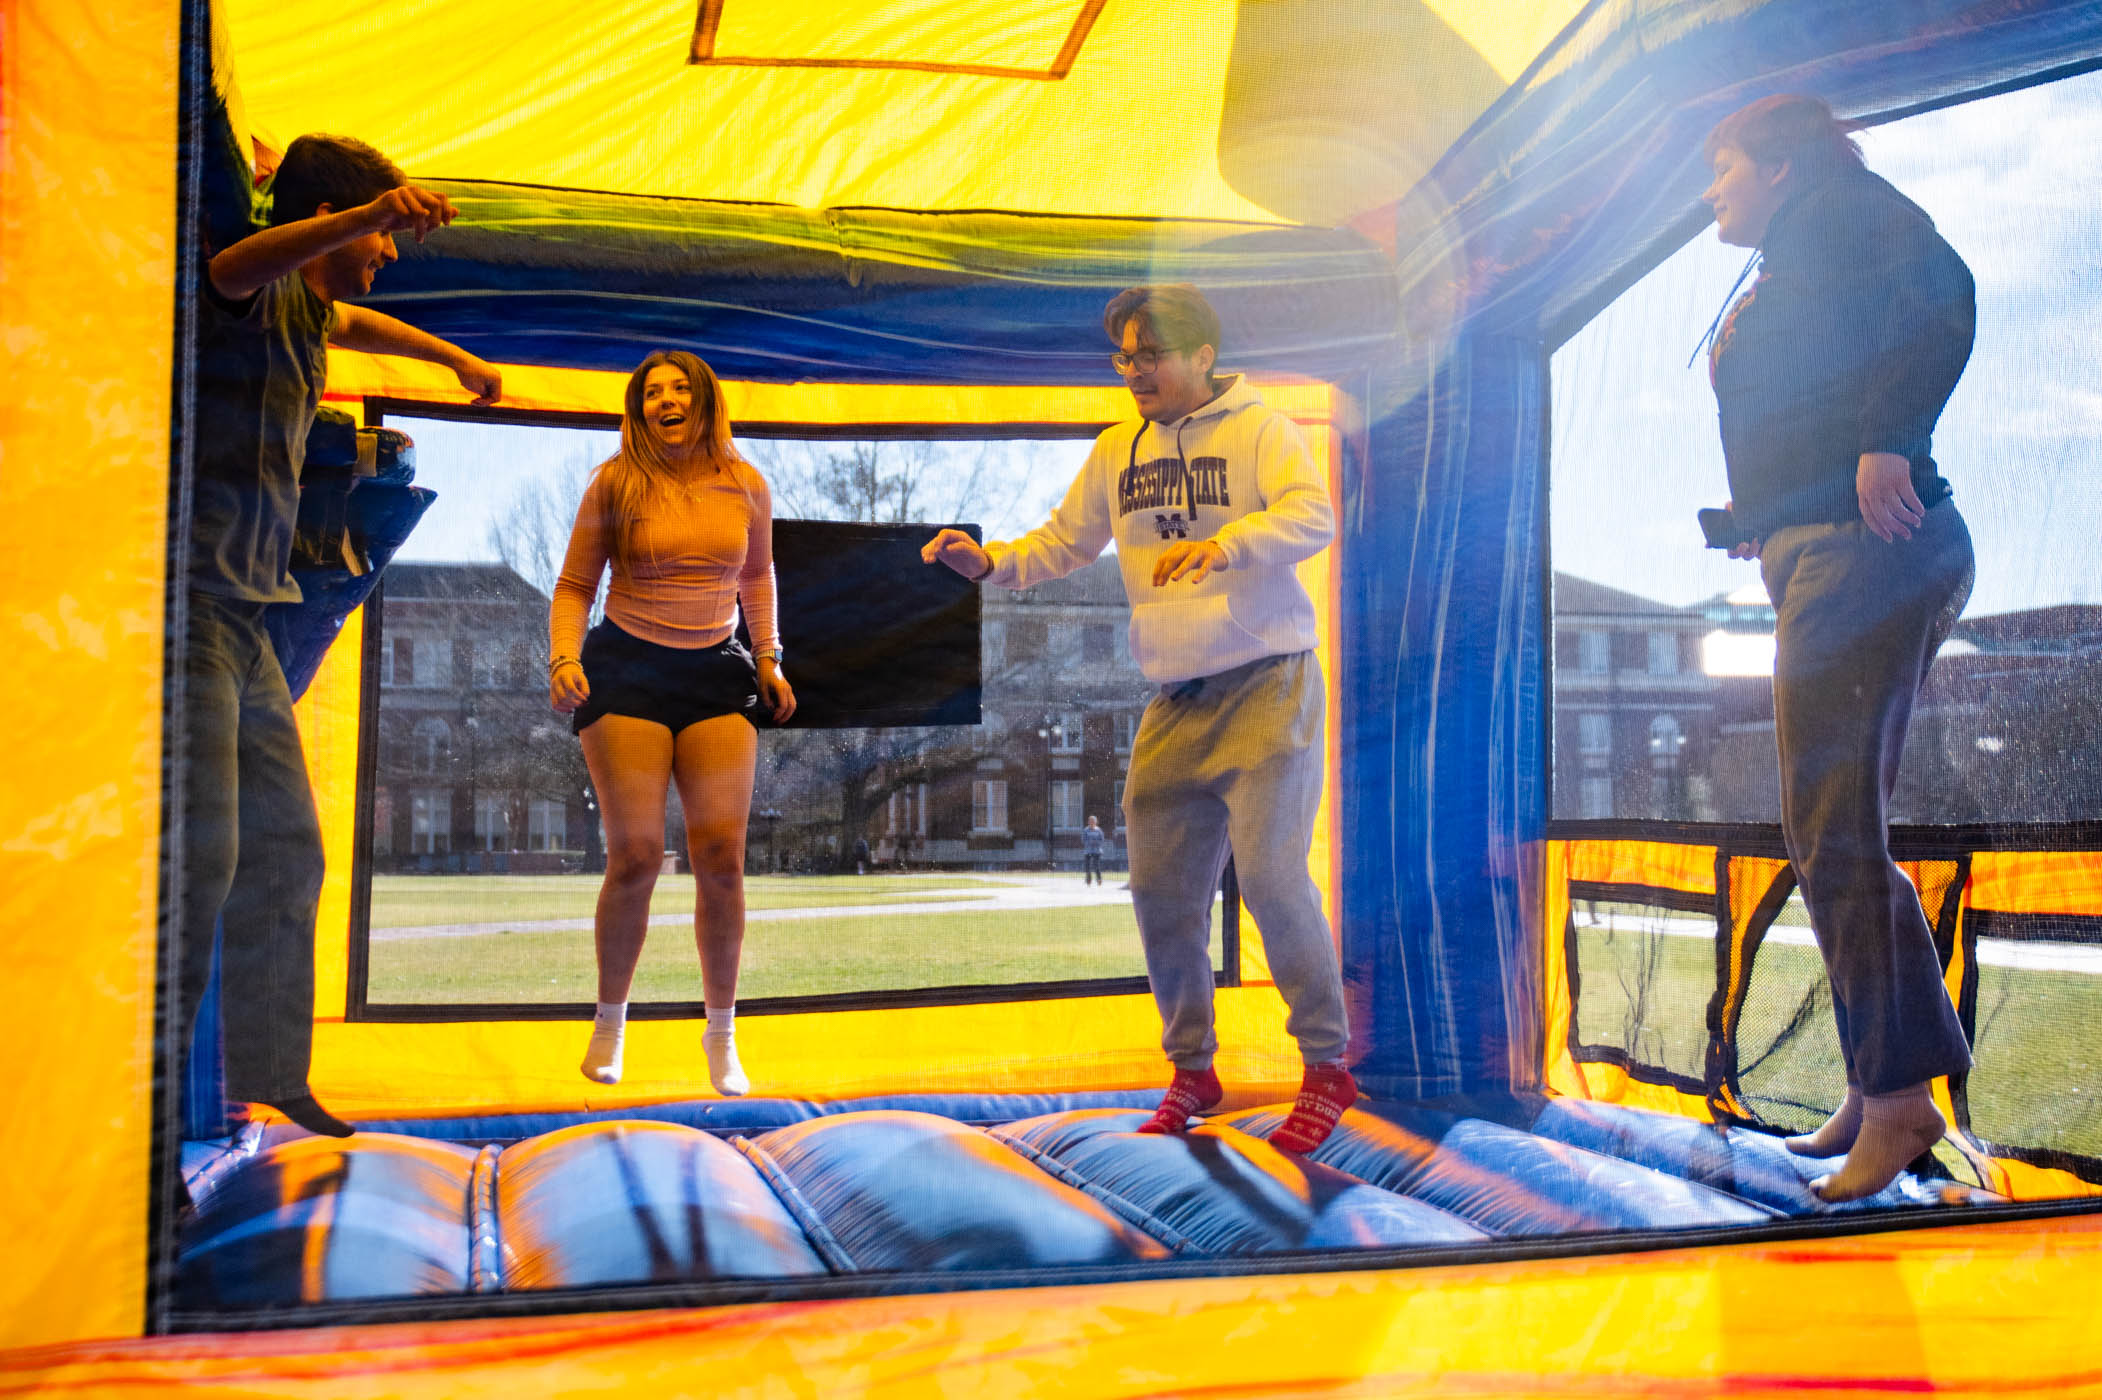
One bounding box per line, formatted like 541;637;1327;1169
1267;1062;1356;1154
1136;1066;1223;1134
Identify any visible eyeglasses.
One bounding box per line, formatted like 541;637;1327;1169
1110;346;1172;376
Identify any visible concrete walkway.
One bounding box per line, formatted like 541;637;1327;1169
1573;909;2102;975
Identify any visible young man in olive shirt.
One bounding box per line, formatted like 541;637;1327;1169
185;135;501;1137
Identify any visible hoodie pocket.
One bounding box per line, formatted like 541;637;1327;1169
1128;592;1271;684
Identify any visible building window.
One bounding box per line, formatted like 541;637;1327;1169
412;715;452;773
410;788;452;854
887;784;927;837
1114;712;1138;753
972;779;1009;834
1082;624;1113;664
527;798;566;852
1578;630;1610;675
1113;779;1126;831
1580;777;1613;818
396;635;454;689
472;642;509;690
379;642;396;688
1051;780;1085;832
1050;711;1084;754
1647;631;1680;675
473;791;510;851
1009;620;1047;657
1577;712;1611;756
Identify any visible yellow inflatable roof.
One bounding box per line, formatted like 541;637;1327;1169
221;0;1585;224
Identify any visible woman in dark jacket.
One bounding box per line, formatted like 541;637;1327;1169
1701;94;1977;1202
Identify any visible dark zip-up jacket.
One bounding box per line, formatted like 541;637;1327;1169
1711;166;1975;538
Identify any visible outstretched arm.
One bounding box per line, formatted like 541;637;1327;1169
331;303;501;404
208;186;457;300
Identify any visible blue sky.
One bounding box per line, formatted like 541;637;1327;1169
1551;70;2102;617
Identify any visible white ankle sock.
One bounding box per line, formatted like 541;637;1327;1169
581;1001;626;1085
703;1004;747;1096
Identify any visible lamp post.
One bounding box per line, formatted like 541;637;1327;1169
1036;713;1064;874
462;698;480;872
757;807;782;873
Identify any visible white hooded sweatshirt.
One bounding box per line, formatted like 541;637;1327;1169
981;376;1333;684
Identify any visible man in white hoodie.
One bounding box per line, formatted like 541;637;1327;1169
923;284;1354;1153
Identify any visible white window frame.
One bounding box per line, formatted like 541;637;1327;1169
972;779;1009;834
412;636;452;690
410;787;452;854
1577;712;1612;756
473;790;510;851
1051;780;1085;832
1578;629;1610;676
1050;710;1085;755
527;797;566;852
1647;630;1680;675
413;715;451;774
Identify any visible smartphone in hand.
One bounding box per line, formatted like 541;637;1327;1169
1698;507;1751;550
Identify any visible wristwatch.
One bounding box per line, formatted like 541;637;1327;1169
759;648;784;664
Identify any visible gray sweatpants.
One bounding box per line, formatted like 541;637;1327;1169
1762;501;1975;1096
1122;650;1349;1069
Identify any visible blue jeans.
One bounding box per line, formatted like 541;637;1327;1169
180;593;325;1102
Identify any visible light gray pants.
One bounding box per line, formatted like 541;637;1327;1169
1762;501;1975;1096
1122;650;1349;1069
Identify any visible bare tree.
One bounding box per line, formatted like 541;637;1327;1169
741;436;1054;867
485;449;597;598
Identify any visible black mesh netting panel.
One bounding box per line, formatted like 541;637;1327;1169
1729;892;1848;1134
1731;862;1963;1135
1964;910;2102;1166
354;425;1233;1014
1568;885;1714;1087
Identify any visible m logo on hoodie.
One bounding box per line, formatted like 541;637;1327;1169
1153;512;1188;540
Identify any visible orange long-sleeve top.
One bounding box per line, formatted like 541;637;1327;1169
549;459;780;661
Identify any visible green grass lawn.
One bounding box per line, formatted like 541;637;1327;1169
366;873;1221;1004
1573;909;2102;1164
370;873;1003;929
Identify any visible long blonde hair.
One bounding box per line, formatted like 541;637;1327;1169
596;349;748;573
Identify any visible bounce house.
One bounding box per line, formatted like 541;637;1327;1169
6;0;2102;1393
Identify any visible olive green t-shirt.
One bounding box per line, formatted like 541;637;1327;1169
190;270;336;602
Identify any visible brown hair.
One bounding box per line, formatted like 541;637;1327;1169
1103;284;1223;357
1704;94;1865;183
268;134;405;225
594;350;751;574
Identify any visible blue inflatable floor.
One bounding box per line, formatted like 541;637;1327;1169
174;1092;1979;1310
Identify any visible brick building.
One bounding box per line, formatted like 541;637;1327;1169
370;562;595;872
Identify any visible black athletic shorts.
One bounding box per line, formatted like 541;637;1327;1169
571;619;763;736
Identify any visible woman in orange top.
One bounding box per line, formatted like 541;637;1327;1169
549;350;794;1093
